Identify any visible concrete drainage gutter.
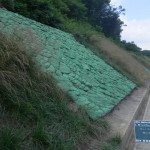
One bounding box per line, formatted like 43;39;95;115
121;82;150;150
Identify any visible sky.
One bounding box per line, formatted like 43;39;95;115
110;0;150;50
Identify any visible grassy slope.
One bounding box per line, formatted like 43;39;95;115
0;33;111;150
89;35;150;84
0;6;149;150
132;52;150;71
1;27;148;150
1;22;149;150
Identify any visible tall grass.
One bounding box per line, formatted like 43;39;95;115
0;126;23;150
132;52;150;70
90;35;150;84
0;33;109;150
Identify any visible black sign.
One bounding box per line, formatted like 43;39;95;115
134;121;150;143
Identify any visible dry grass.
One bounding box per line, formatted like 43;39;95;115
90;35;150;84
0;33;32;87
132;53;150;71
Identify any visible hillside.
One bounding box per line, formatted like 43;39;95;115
0;8;150;150
1;32;112;150
89;35;150;83
0;9;137;120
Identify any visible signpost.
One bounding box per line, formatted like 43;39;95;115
134;120;150;143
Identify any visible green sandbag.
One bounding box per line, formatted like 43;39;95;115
0;9;136;119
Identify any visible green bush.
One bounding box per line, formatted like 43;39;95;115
60;20;100;42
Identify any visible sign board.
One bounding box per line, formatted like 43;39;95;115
134;121;150;143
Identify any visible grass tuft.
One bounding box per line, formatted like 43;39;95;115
99;135;121;150
0;127;23;150
32;125;50;147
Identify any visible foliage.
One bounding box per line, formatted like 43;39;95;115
142;50;150;57
119;40;142;52
0;0;125;40
82;0;125;40
0;0;146;55
0;0;15;10
60;19;99;42
0;127;23;150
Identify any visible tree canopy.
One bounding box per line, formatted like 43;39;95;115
0;0;126;40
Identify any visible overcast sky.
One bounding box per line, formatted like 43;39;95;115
110;0;150;50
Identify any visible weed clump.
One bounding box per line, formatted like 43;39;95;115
98;135;121;150
0;127;23;150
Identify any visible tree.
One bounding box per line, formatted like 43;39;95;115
121;40;142;52
64;0;87;21
0;0;14;10
99;6;125;40
0;0;125;40
81;0;125;40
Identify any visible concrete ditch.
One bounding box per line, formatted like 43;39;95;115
134;83;150;150
106;82;150;150
121;82;150;150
